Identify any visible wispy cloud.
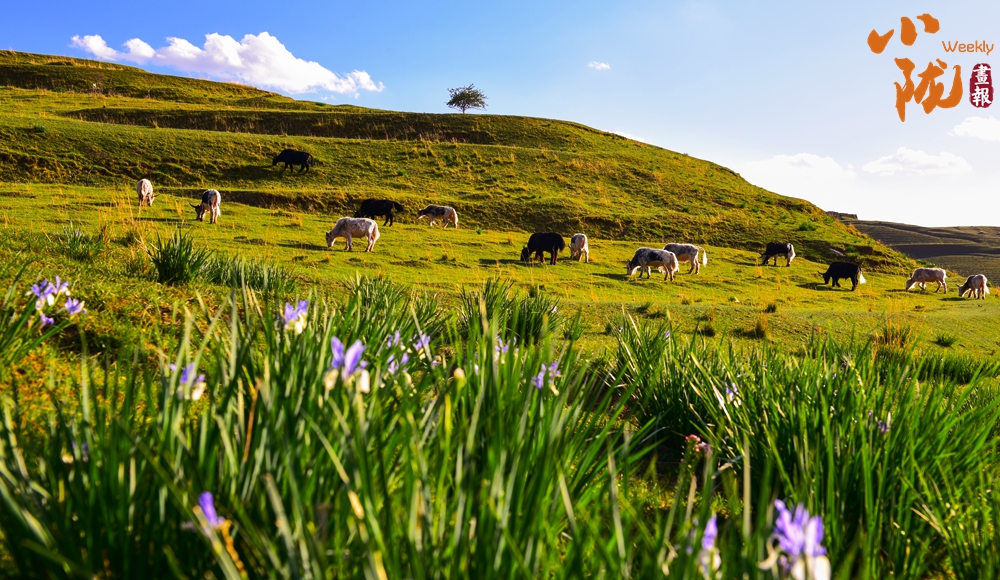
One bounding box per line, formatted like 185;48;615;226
70;32;383;95
587;61;611;71
739;153;856;208
862;147;971;176
952;116;1000;142
743;153;856;182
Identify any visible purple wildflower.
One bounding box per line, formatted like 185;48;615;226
343;340;365;374
64;297;87;317
532;368;545;390
773;499;826;560
877;412;892;434
665;330;671;340
386;330;401;349
702;515;718;550
330;336;345;369
30;281;55;310
198;492;226;528
39;313;55;327
179;363;205;387
387;352;410;374
533;361;561;391
281;300;308;334
413;333;431;353
51;277;70;297
328;336;367;374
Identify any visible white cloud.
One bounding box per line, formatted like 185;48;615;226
614;131;645;142
952;116;1000;142
742;153;857;182
739;153;857;210
588;61;611;71
70;32;383;95
862;147;971;176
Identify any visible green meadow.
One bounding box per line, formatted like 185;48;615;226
2;51;1000;579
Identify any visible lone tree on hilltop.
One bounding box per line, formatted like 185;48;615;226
446;84;488;114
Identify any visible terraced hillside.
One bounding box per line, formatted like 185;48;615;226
0;50;906;268
848;219;1000;283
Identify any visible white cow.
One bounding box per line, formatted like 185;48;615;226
905;267;947;293
663;243;708;274
193;189;221;224
958;274;990;299
417;205;459;228
137;179;155;207
626;247;679;281
326;217;380;252
569;233;590;263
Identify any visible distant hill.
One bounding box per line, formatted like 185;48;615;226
846;219;1000;281
0;50;913;271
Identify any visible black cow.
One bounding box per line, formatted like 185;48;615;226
761;242;796;266
355;199;405;226
521;233;566;265
272;149;314;173
822;262;866;291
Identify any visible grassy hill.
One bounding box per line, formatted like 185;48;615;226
0;50;905;267
3;49;999;368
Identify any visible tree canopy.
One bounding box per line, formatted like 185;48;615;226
446;84;488;114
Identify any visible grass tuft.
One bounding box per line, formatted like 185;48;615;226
148;229;209;285
60;223;104;261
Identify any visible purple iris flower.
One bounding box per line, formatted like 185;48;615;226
64;297;87;317
773;500;826;560
329;336;366;374
330;337;345;369
282;300;308;323
495;337;509;356
343;340;365;374
702;515;718;550
181;363;205;386
39;313;55;327
387;352;409;374
413;333;431;353
198;492;226;528
532;368;545;390
533;361;561;390
51;277;70;296
386;331;401;349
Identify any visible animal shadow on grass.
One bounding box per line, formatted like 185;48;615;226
478;258;524;267
137;217;185;224
796;282;848;292
221;166;286;181
278;241;329;252
595;272;634;282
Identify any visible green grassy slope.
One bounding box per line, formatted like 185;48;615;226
5;50;999;367
0;50;906;268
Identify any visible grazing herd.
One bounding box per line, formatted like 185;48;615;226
134;149;994;299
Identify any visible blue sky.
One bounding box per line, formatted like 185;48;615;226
3;0;999;225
